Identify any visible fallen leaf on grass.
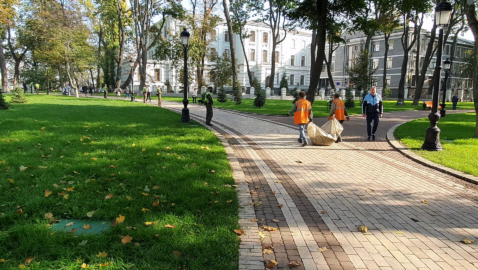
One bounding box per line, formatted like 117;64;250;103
144;221;158;226
7;179;14;184
234;229;244;235
91;158;97;161
19;264;26;269
165;224;175;228
38;166;47;169
81;263;90;269
96;252;107;258
288;260;301;268
210;170;215;173
227;200;233;203
86;211;95;218
99;262;110;267
44;213;53;220
78;240;88;246
126;196;132;200
173;251;182;257
63;194;69;200
19;166;27;171
121;235;133;244
153;201;159;207
142;208;150;212
57;192;66;196
109;165;116;168
17;209;24;215
66;187;75;192
116;215;125;224
45;189;52;197
110;221;118;226
25;257;34;265
105;194;114;200
0;259;5;263
83;224;91;230
265;259;278;268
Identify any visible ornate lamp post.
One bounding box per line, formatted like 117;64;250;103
422;0;452;151
128;59;135;102
440;58;451;117
180;28;191;123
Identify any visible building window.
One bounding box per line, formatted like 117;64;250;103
301;56;305;66
250;49;255;62
386;57;392;68
275;51;279;63
250;31;255;42
225;31;229;42
292;40;295;49
290;55;295;66
263;32;268;43
372;59;379;69
300;75;305;85
372;77;378;86
290;74;294;85
388;40;394;50
373;43;380;52
445;45;450;55
386;77;391;86
155;69;161;81
263;50;267;62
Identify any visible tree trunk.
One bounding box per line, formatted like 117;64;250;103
0;38;8;92
306;0;327;105
464;2;478;137
383;33;390;89
115;1;126;89
413;23;437;105
66;62;79;98
325;50;335;90
223;0;238;88
310;29;317;76
239;31;253;86
96;27;103;91
89;69;95;88
269;41;277;88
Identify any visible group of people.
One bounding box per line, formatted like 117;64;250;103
288;86;383;146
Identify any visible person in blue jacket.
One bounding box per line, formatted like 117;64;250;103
362;86;383;141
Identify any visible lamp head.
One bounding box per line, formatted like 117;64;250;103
180;28;190;47
443;58;451;70
435;0;453;26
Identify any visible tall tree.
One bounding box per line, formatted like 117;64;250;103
0;0;19;92
222;0;238;90
347;48;378;95
464;0;478;137
324;20;345;90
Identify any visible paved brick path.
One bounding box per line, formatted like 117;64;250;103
92;96;478;270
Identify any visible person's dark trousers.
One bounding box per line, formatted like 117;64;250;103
206;104;213;125
366;114;379;137
147;92;151;101
192;97;197;104
453;103;457;110
336;120;345;142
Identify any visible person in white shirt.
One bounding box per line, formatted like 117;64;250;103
191;88;198;104
146;86;152;101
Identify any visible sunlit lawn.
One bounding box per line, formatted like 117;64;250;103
0;95;239;269
162;96;475;117
394;112;478;177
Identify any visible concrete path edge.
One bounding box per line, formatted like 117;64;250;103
386;122;478;186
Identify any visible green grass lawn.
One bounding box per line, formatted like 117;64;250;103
394;112;478;177
0;95;239;269
162;96;475;117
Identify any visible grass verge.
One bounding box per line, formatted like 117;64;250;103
161;96;475;117
0;95;239;270
394;112;478;177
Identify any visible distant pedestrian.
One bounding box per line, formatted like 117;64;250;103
125;86;130;99
30;82;33;94
288;91;312;146
89;86;93;95
452;94;459;110
103;84;108;98
35;83;40;94
205;86;214;126
116;88;121;97
66;85;71;96
191;88;198;104
82;85;88;96
147;85;152;101
23;81;28;93
362;86;383;141
329;93;350;143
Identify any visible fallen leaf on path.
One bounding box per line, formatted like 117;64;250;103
277;204;283;208
463;238;475;244
83;224;91;229
421;200;429;204
65;222;74;227
288;260;301;267
357;225;368;233
258;232;267;239
396;231;404;235
319;247;327;252
249;218;258;222
234;229;244;235
321;210;327;214
272;219;279;223
265;259;278;268
263;249;273;254
121;235;133;244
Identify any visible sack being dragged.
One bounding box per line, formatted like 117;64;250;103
307;119;344;146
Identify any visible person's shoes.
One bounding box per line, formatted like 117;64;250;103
367;136;371;141
336;137;342;143
206;123;213;126
302;141;308;147
372;135;376;141
298;138;303;143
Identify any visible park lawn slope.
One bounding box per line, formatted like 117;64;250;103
0;95;239;270
394;112;478;177
161;96;475;117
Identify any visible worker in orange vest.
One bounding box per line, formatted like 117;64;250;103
328;93;350;142
288;91;313;146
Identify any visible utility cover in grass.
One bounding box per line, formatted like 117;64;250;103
51;219;110;235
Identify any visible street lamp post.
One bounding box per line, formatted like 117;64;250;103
180;28;191;123
128;60;135;102
440;58;451;117
422;0;452;151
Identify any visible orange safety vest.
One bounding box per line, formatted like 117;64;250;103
333;99;346;121
294;99;311;125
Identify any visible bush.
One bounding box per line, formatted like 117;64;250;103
254;89;266;108
345;88;355;109
0;91;9;110
217;86;228;103
251;77;261;93
292;87;300;104
165;79;172;93
383;87;391;100
280;74;289;96
10;87;28;103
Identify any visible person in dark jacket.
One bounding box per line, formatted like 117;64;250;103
23;81;28;93
205;86;214;126
452;94;459;110
362;86;383;141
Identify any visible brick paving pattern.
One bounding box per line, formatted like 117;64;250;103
92;96;478;270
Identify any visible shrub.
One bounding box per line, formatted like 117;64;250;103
280;74;289;96
345;88;355;109
10;87;28;103
383;87;391;100
165;79;172;93
254;89;266;108
292;87;300;104
0;91;9;110
217;86;228;103
251;77;261;93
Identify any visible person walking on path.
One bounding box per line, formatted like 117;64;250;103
157;86;162;107
103;84;108;98
288;91;313;146
452;94;459;110
191;88;198;104
34;83;40;94
205;86;214;126
125;87;130;99
329;93;350;142
147;85;152;101
89;85;93;96
362;86;383;141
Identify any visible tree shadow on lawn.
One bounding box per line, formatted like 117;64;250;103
0;102;240;269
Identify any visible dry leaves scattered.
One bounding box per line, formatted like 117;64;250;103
121;235;133;244
233;229;244;235
265;259;278;269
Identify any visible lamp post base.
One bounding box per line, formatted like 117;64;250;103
421;112;443;151
131;96;135;102
440;104;446;118
181;107;190;123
